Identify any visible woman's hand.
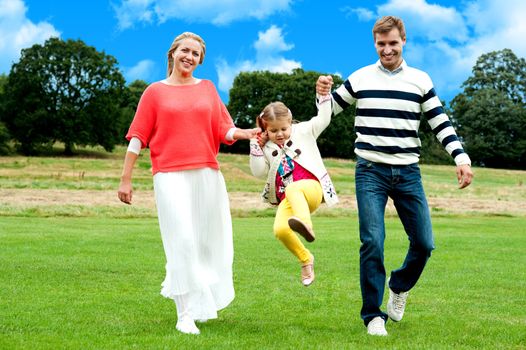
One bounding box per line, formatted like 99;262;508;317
234;127;261;140
118;179;133;205
257;130;269;147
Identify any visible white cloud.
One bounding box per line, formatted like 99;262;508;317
123;59;158;82
377;0;468;42
461;0;526;58
0;0;60;73
344;0;526;102
341;7;375;21
111;0;155;30
113;0;292;30
254;25;294;58
215;25;301;93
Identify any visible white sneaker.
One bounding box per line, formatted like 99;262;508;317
176;316;200;335
367;316;388;336
387;279;409;322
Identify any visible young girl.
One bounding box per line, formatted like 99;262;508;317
249;96;338;286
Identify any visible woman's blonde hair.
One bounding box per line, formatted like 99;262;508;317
166;32;206;77
256;101;292;130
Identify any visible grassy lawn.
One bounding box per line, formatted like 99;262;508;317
1;215;525;349
1;147;525;348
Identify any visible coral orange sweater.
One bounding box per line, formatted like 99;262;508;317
126;80;235;174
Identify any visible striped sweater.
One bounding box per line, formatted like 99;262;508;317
330;60;471;166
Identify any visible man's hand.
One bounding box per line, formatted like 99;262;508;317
316;75;333;95
456;164;473;189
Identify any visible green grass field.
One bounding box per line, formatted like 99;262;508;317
1;146;526;349
1;216;525;349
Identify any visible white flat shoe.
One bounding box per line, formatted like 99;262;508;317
301;254;315;286
176;316;200;335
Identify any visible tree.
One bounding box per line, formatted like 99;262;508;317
3;38;126;155
227;69;355;158
0;74;11;154
450;49;526;168
461;49;526;104
0;74;7;95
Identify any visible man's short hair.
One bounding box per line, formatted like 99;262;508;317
372;16;406;40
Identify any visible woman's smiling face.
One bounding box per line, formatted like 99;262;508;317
172;38;202;76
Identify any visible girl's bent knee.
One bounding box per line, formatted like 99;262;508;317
273;225;290;241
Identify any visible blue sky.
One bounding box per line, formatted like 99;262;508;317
1;0;525;104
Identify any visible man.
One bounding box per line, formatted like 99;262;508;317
316;16;473;336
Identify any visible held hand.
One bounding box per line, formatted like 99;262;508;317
316;75;333;96
235;127;261;140
456;164;473;189
117;180;133;205
248;127;261;139
257;130;269;147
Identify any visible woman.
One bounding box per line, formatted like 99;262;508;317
117;32;257;335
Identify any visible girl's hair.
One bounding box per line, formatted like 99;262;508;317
372;16;406;40
166;32;206;77
256;101;292;130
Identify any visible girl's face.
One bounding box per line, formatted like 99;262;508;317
265;118;292;145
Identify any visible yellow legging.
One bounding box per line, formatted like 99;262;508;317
273;179;323;265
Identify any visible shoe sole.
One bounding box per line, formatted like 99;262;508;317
288;217;315;242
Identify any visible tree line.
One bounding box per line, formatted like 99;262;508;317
0;38;524;169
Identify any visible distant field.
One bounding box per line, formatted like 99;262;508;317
0;145;525;218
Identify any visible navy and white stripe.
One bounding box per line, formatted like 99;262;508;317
331;60;471;166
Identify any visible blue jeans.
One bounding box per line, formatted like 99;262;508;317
355;157;435;325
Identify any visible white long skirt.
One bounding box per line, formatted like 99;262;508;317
153;168;235;320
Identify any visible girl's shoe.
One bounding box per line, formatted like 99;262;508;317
301;254;315;286
288;216;315;242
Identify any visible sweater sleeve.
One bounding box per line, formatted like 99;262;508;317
421;82;471;166
207;81;236;145
125;85;156;147
249;139;269;179
219;100;236;145
331;74;357;116
308;94;332;139
127;137;142;155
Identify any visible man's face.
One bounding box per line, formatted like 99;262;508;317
374;28;406;71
